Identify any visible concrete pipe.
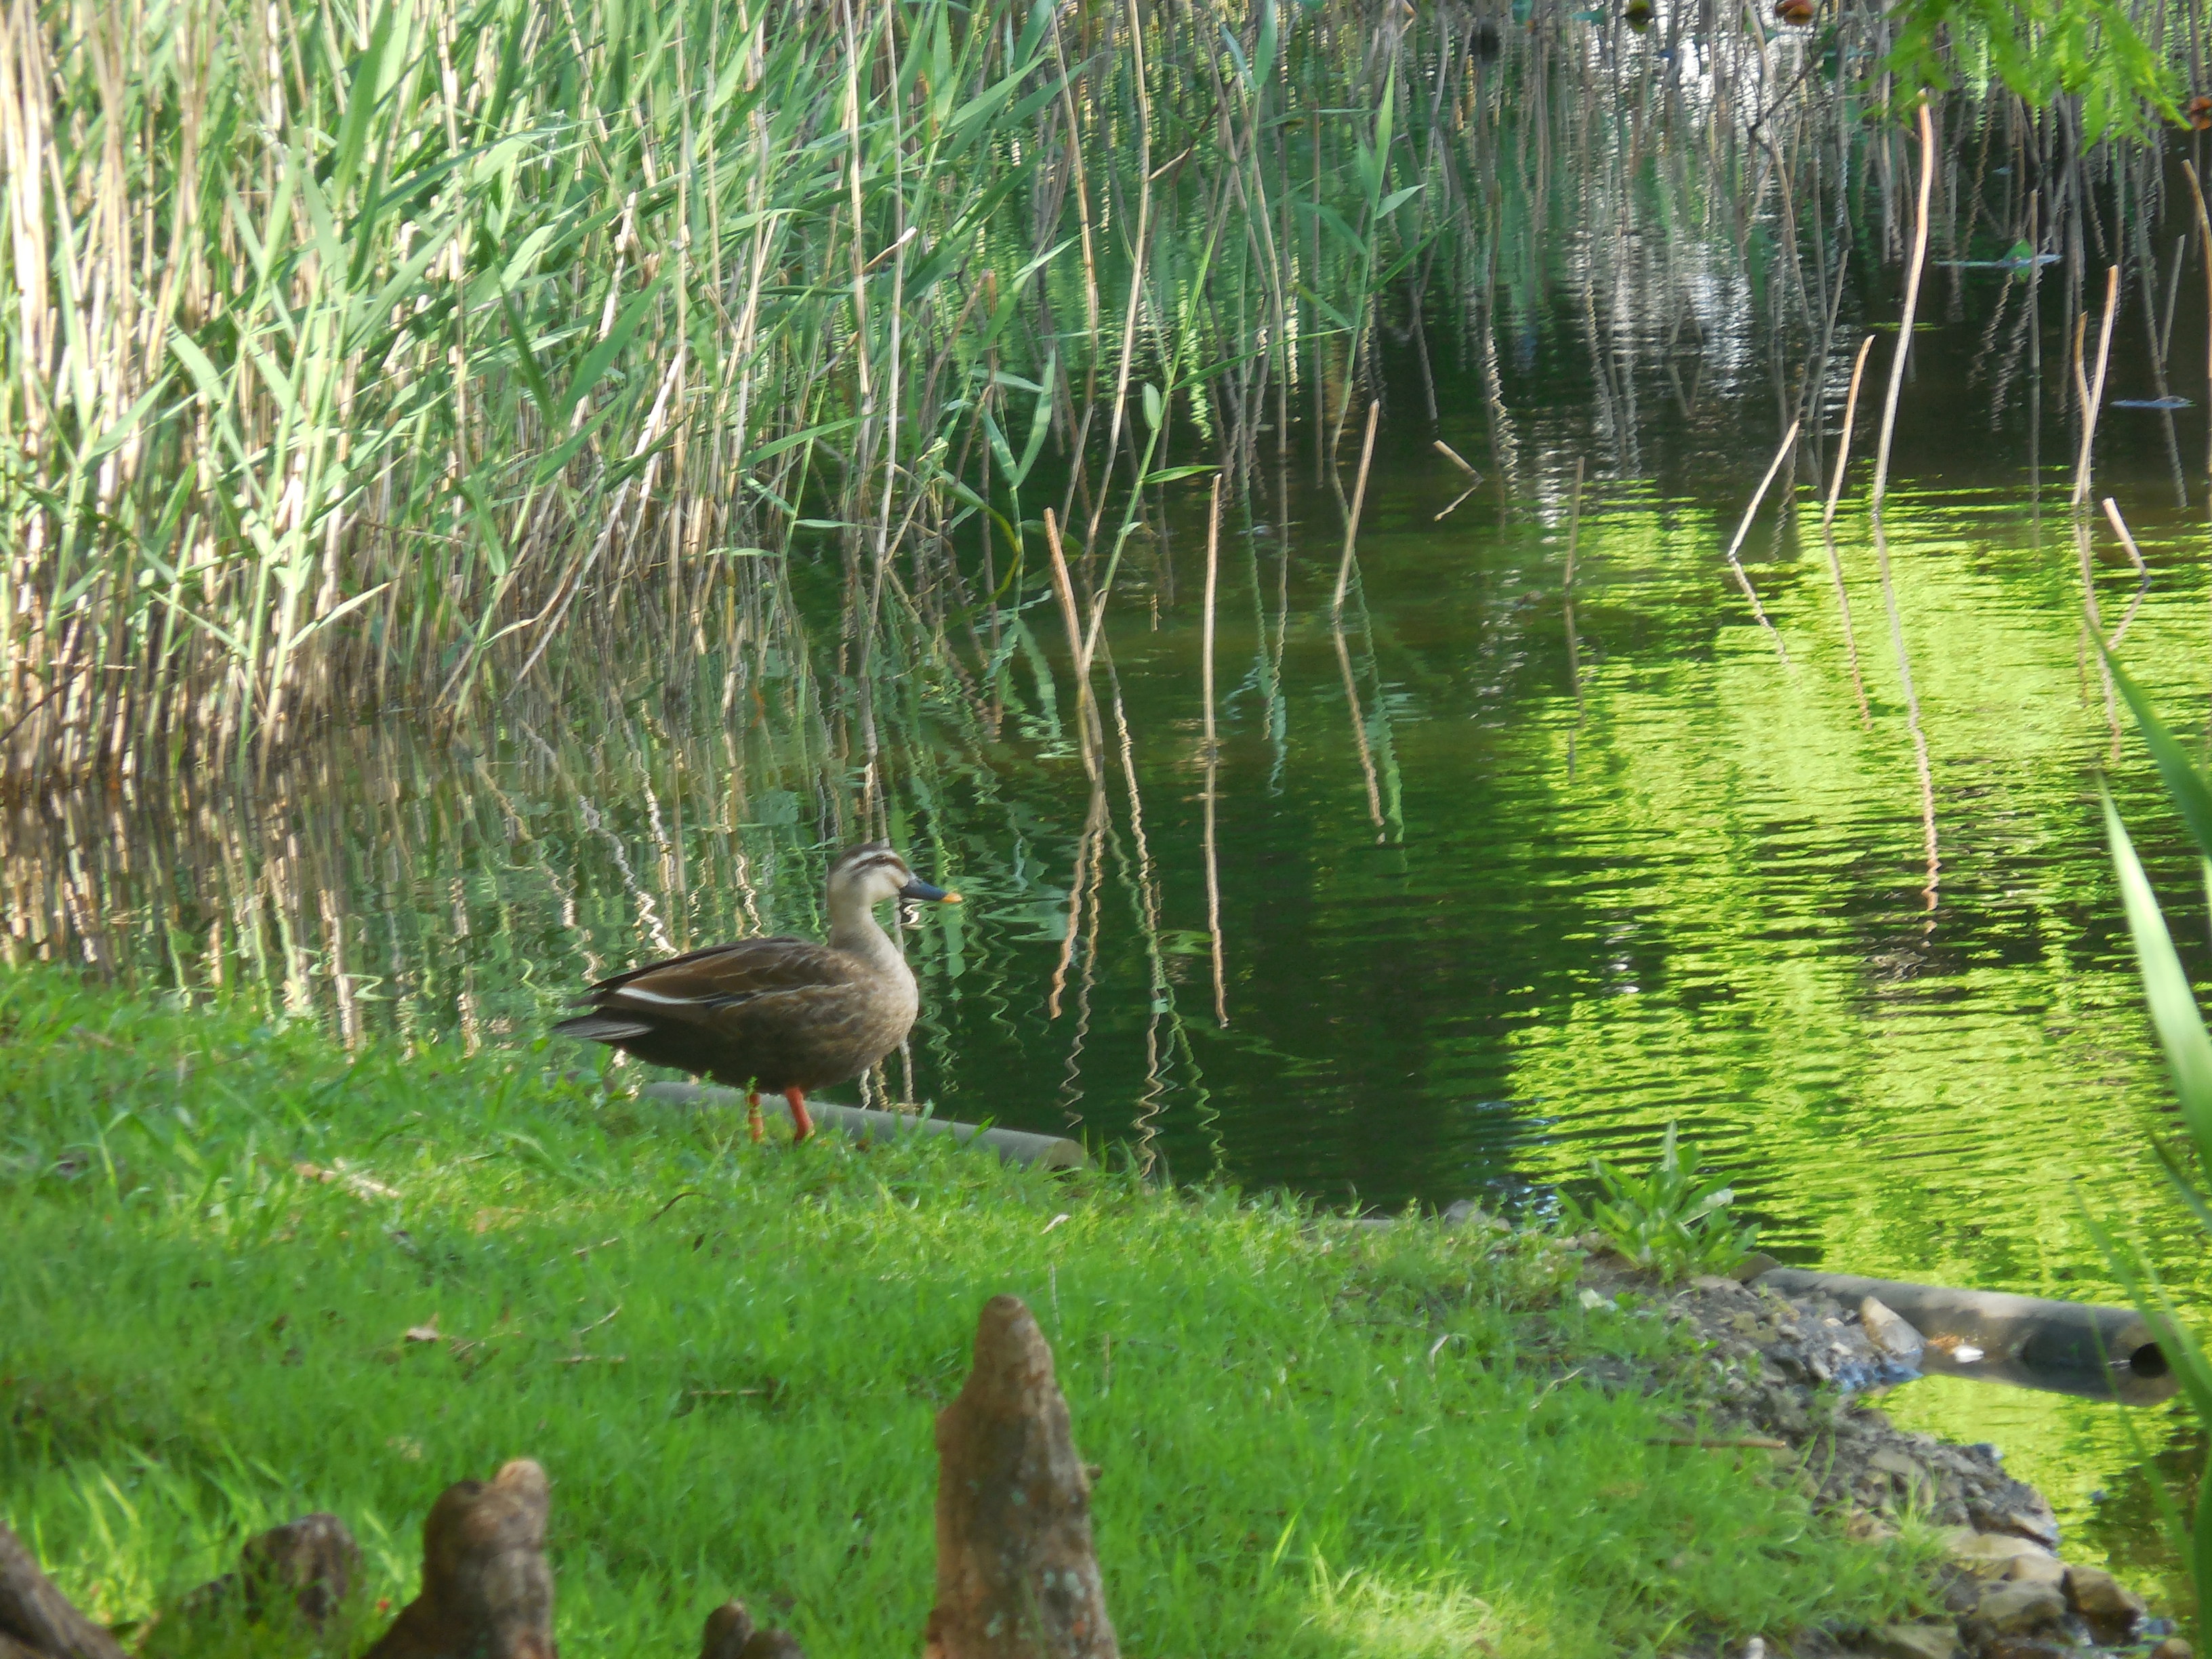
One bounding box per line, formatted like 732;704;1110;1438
1755;1268;2176;1406
639;1082;1088;1170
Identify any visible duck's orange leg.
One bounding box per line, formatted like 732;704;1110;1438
745;1090;765;1143
785;1087;815;1143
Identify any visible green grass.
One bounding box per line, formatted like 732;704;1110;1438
0;966;1931;1658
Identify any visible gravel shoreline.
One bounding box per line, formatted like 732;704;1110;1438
1570;1245;2182;1659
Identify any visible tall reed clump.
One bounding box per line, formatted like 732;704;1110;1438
2097;657;2212;1629
0;0;1450;786
0;0;2185;792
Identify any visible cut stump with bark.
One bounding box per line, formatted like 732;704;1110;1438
146;1511;365;1654
364;1458;556;1659
924;1296;1117;1659
0;1524;127;1659
236;1511;363;1628
698;1602;805;1659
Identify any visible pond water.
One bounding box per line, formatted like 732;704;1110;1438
13;197;2212;1601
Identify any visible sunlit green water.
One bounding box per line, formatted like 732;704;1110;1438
13;269;2212;1595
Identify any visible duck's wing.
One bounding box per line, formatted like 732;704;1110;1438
575;937;857;1025
582;937;811;997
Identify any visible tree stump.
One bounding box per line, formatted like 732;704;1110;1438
923;1296;1117;1659
697;1601;804;1659
236;1512;362;1628
364;1459;556;1659
0;1524;127;1659
143;1511;364;1654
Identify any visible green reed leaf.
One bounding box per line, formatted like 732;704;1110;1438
2102;786;2212;1182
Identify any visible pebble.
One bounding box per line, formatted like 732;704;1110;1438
1977;1641;2069;1659
2064;1562;2148;1620
2066;1562;2150;1641
1968;1579;2066;1635
2151;1640;2194;1659
1866;1447;1922;1479
1865;1623;1963;1659
1860;1295;1927;1364
1999;1553;2064;1589
1941;1529;2053;1574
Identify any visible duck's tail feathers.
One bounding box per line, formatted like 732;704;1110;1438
552;1012;655;1041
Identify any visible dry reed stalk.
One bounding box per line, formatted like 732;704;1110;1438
1330;401;1382;617
1870;102;1935;514
1201;476;1226;1028
1721;419;1800;663
1822;334;1877;528
1332;619;1386;842
2070;265;2120;508
2073;517;2123;745
1432;440;1481;521
2097;495;2152;647
1044;509;1100;781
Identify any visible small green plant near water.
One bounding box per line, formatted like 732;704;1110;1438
0;967;1925;1658
1559;1125;1759;1284
2094;656;2212;1633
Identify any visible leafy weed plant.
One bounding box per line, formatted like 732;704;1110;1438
1559;1125;1759;1284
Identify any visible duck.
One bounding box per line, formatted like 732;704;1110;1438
554;841;960;1142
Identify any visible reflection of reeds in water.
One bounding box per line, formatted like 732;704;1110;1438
1563;457;1586;778
1719;419;1800;665
1202;480;1227;1029
1820;335;1875;726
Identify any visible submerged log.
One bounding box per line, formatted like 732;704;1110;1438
1755;1268;2175;1404
0;1525;127;1659
924;1296;1116;1659
641;1084;1088;1170
364;1459;556;1659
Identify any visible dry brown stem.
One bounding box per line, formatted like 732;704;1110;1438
924;1296;1117;1659
363;1459;557;1659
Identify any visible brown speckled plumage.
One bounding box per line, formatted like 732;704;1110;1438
554;842;957;1136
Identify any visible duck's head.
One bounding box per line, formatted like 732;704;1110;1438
827;841;962;912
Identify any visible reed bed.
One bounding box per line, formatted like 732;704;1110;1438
3;0;2194;793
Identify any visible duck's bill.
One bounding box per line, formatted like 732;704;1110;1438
899;876;962;904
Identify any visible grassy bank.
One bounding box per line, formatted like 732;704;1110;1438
0;968;1931;1657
